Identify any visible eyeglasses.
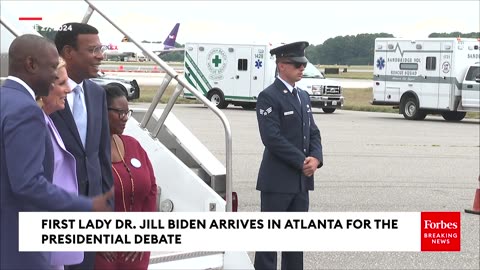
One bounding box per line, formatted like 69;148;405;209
87;45;107;56
108;108;133;119
282;62;307;69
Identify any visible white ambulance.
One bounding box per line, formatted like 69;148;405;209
372;38;480;121
183;42;343;112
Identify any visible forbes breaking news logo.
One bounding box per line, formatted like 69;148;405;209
421;212;460;252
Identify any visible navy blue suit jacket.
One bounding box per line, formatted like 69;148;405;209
256;78;323;193
0;79;92;269
50;79;113;198
49;79;113;269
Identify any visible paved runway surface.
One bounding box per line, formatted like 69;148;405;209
131;103;479;269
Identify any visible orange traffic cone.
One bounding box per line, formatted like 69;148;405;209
119;65;124;72
464;175;480;215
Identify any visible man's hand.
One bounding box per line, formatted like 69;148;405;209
123;252;144;262
303;157;320;177
100;252;117;262
92;188;114;212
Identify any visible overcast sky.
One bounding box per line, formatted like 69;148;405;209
1;0;479;49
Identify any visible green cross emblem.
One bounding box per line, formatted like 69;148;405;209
212;55;222;67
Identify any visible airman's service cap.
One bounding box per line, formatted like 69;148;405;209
270;41;309;63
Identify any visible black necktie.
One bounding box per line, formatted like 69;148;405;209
292;87;298;98
292;88;301;104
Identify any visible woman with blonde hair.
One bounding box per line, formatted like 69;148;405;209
40;57;84;269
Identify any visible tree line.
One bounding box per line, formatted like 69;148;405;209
306;33;393;65
36;24;478;65
305;32;479;65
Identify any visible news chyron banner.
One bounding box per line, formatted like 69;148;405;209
19;212;460;252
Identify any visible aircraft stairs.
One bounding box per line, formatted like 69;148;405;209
79;1;253;268
80;0;233;213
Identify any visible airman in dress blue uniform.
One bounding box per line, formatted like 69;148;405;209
254;41;323;270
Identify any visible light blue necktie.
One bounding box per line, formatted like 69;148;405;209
72;85;87;147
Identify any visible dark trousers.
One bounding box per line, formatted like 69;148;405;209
65;181;95;270
254;191;309;270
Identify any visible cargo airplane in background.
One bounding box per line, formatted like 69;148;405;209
103;23;183;61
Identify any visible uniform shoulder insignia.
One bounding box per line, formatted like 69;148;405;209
259;107;272;116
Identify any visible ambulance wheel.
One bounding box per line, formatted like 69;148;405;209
441;111;466;121
401;96;426;120
322;108;336;113
241;103;256;110
208;90;228;109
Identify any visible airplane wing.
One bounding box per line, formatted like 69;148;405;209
152;47;185;53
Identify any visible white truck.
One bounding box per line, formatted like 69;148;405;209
372;37;480;121
183;42;344;113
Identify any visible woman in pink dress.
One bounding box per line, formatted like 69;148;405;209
94;85;157;270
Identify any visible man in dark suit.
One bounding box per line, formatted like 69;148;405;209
0;34;113;270
51;23;114;269
254;41;323;270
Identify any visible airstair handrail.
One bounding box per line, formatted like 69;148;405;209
0;16;41;37
0;17;42;83
83;0;233;212
0;17;20;37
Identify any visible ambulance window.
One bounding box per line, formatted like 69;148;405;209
465;66;480;81
399;63;418;70
426;57;436;70
237;59;248;71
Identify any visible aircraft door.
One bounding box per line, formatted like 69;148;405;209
439;42;453;109
234;47;252;98
373;41;387;101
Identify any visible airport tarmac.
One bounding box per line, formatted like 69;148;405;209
129;103;480;270
105;71;373;89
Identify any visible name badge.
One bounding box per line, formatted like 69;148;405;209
131;158;141;168
284;111;294;116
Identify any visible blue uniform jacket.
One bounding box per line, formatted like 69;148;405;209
256;78;323;193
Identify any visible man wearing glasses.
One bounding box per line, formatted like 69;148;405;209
50;22;114;270
254;41;323;270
